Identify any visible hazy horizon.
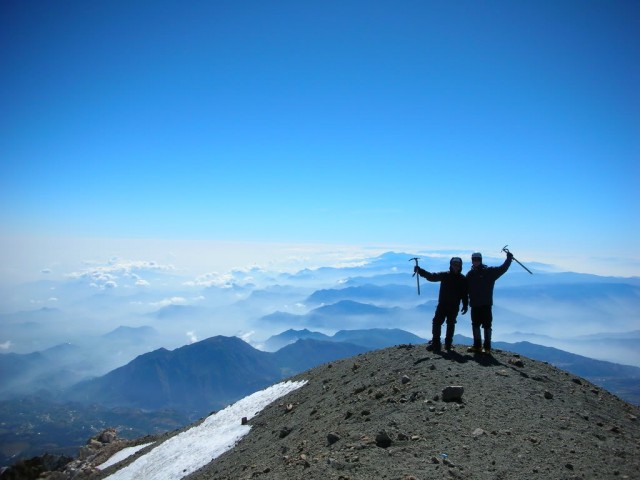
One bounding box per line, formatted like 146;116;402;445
1;247;639;371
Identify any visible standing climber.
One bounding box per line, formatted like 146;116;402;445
466;250;513;354
414;257;468;352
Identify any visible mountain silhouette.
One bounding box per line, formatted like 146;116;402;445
63;335;369;415
64;331;640;418
262;328;331;351
263;328;426;352
273;339;368;375
65;336;281;413
331;328;424;349
306;284;417;305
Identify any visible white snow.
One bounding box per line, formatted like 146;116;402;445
97;443;154;470
103;380;307;480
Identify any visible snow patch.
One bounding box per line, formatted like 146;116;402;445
97;442;154;470
104;380;307;480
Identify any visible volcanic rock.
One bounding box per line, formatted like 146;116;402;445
186;345;640;479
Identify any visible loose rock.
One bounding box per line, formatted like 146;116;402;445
442;386;464;402
375;431;392;448
327;432;340;445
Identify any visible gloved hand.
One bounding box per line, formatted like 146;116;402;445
414;265;420;274
506;251;514;260
461;306;468;315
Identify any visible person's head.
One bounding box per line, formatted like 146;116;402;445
450;257;462;273
471;252;482;267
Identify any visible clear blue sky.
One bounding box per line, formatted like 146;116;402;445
1;1;639;276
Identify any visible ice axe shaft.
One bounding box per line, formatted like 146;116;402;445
502;245;533;274
410;257;421;295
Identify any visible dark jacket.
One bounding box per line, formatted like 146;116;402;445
466;257;512;307
417;268;468;310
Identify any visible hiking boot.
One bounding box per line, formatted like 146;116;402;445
482;348;492;355
467;346;482;353
444;344;452;352
427;342;441;353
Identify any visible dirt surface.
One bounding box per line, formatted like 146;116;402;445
184;344;640;480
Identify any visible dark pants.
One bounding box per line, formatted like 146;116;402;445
471;305;493;350
432;303;458;348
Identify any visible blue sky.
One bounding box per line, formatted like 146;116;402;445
1;0;639;278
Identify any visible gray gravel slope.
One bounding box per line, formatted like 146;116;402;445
186;344;640;480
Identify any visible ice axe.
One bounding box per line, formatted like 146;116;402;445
410;257;421;295
502;245;533;274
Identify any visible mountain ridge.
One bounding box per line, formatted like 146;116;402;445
186;344;639;479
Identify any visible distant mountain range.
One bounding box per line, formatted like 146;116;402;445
65;336;281;413
260;299;428;330
305;284;418;305
0;326;163;400
64;329;640;414
59;336;365;414
491;338;640;404
262;327;425;351
4;251;639;368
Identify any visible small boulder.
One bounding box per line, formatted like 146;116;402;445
97;429;117;444
509;358;525;368
375;431;392;448
327;432;341;445
442;386;464;402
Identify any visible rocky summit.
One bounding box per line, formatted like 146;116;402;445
9;344;640;480
187;344;639;480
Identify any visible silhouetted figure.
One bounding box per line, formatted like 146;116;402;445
466;251;513;354
414;257;468;352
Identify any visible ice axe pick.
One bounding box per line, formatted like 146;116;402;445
502;245;533;274
410;257;421;295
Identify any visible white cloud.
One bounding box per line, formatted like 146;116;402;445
0;341;11;350
129;273;151;287
239;331;255;343
186;331;198;343
68;259;174;289
184;272;234;288
149;297;187;308
184;266;272;288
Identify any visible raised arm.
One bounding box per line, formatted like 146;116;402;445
414;266;445;282
490;251;514;280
